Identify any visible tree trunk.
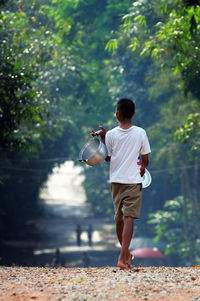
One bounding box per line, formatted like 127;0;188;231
183;166;200;237
181;166;194;265
193;158;200;221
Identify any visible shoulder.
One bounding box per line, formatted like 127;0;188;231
132;126;147;135
106;126;119;136
106;127;119;146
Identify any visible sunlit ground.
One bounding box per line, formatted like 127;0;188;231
39;161;89;216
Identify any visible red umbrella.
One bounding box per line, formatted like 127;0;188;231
130;248;166;259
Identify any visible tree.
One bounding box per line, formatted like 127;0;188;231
0;0;86;261
148;195;200;265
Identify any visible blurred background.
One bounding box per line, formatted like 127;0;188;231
0;0;200;268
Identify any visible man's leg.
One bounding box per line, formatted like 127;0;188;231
117;216;134;268
116;219;124;245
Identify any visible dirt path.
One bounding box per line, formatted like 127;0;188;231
1;266;200;301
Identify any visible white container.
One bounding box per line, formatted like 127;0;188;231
142;168;152;188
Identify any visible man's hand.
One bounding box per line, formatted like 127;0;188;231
140;166;146;177
140;154;149;177
91;126;106;144
91;126;106;137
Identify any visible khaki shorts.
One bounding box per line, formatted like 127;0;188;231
110;183;142;221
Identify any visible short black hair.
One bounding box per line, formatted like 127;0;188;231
117;98;135;119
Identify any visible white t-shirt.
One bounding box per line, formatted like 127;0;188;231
105;125;151;184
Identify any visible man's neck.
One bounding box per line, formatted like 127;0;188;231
119;120;133;130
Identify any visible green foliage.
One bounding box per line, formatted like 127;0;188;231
0;4;65;151
145;5;200;96
126;1;200;99
148;196;200;265
0;0;86;254
0;57;38;149
176;113;200;152
105;39;118;54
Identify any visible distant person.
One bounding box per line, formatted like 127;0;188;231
51;248;61;267
91;98;151;269
87;225;93;246
76;224;82;246
82;252;90;267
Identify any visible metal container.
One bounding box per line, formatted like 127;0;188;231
79;137;108;166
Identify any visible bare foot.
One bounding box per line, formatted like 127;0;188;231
117;261;129;270
117;261;133;270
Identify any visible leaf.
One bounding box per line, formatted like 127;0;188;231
105;39;118;53
161;3;168;15
129;37;140;52
134;15;143;21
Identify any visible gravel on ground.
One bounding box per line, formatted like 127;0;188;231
0;266;200;301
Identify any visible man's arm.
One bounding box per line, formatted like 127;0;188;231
140;154;149;177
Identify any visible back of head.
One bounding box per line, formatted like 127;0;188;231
117;98;135;119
